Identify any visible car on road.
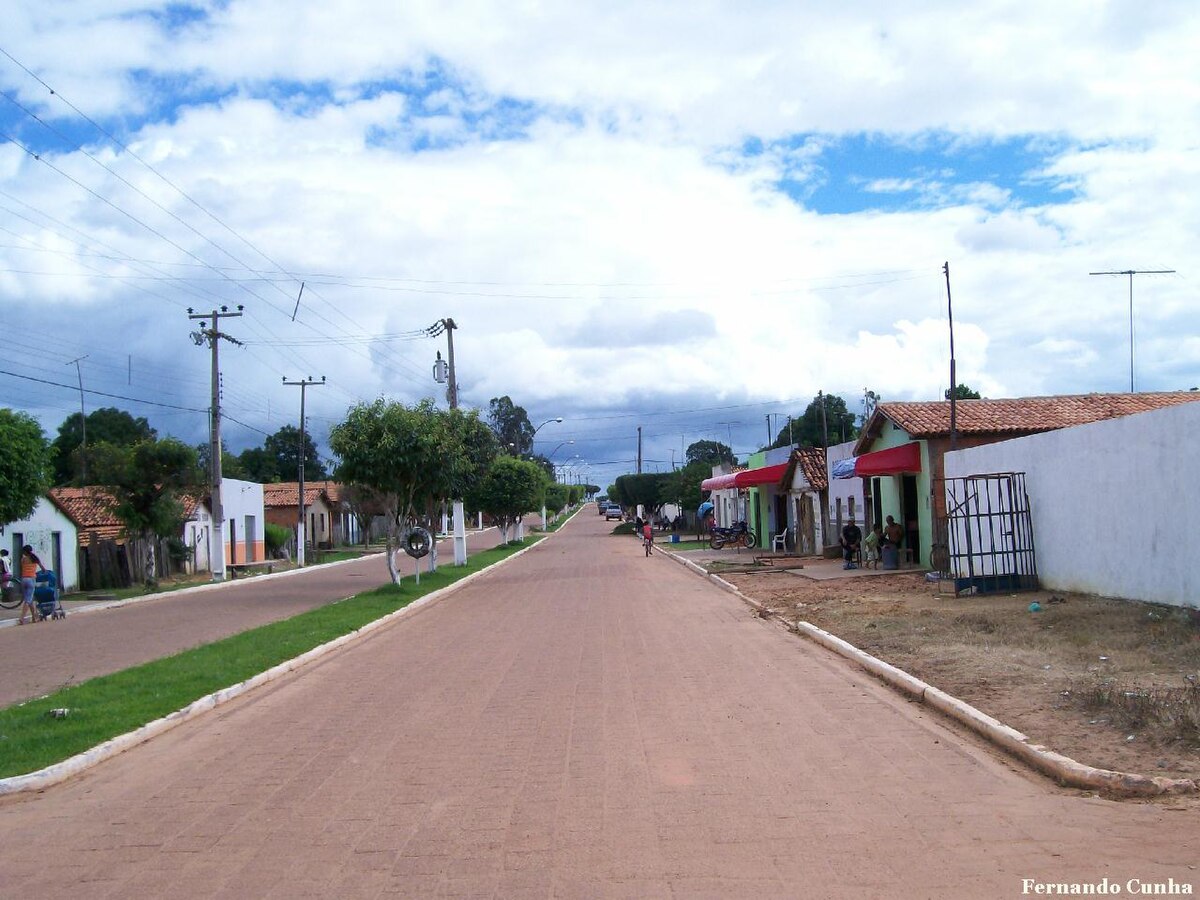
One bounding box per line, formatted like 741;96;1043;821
604;505;624;521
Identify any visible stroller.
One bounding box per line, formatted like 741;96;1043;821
34;570;65;621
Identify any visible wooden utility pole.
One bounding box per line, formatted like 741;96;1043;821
944;262;957;452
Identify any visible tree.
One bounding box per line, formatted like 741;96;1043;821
665;460;710;519
768;393;857;449
685;440;736;467
0;409;52;526
612;473;671;518
196;440;247;481
263;424;327;482
51;407;155;485
238;446;279;483
487;396;534;457
330;399;472;584
945;383;982;400
93;438;200;586
465;456;545;544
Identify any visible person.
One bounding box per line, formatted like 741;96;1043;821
883;515;904;549
18;544;46;625
0;549;10;604
840;520;862;570
863;525;883;569
634;514;644;536
642;520;654;556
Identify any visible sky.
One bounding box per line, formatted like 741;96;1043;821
1;0;1198;489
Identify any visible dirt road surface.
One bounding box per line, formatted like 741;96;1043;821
0;514;1195;898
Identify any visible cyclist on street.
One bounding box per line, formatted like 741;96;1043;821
642;520;654;556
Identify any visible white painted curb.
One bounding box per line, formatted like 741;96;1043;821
0;534;546;797
658;547;1198;798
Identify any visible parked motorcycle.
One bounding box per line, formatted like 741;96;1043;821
709;520;757;550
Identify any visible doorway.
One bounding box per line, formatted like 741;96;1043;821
901;474;920;563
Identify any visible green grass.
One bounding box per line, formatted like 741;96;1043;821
0;538;537;778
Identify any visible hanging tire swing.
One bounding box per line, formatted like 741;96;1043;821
402;526;433;559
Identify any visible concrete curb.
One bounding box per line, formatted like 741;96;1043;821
0;536;544;797
658;547;1198;799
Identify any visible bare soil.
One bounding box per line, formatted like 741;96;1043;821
722;567;1200;789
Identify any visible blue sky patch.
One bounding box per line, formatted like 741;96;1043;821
766;132;1079;214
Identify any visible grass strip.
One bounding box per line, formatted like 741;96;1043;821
0;539;535;778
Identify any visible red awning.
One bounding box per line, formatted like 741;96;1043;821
854;442;922;477
699;472;739;491
733;462;790;488
701;462;790;492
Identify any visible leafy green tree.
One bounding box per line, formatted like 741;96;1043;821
466;456;545;543
769;393;857;449
685;440;736;467
330;400;479;583
264;424;327;482
196;440;247;481
51;407;155;485
93;438;200;586
665;460;710;519
544;482;570;514
613;473;670;518
945;383;982;400
487;396;534;456
0;409;52;526
238;446;279;483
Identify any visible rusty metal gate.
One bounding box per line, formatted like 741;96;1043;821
933;472;1039;596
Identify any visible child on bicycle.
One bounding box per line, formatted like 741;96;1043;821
642;520;654;555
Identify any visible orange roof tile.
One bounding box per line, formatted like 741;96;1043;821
48;486;126;541
868;392;1200;442
263;482;337;508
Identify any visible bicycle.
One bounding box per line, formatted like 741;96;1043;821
643;534;653;556
0;577;21;611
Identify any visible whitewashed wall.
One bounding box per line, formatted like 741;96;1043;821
944;401;1200;609
3;497;80;592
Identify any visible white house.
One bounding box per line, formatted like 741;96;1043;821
3;495;81;593
182;479;265;573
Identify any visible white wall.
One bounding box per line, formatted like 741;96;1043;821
825;440;860;524
221;479;265;563
944;402;1200;609
3;497;79;592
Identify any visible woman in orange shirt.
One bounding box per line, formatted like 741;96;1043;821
18;545;45;625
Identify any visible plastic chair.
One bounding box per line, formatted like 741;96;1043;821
771;530;788;552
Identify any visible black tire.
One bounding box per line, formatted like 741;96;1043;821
709;534;723;550
740;530;757;549
0;586;20;610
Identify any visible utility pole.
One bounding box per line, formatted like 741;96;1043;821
189;306;243;581
283;376;325;567
444;317;458;409
819;390;829;449
431;317;466;563
944;261;958;452
636;426;643;474
1089;268;1175;392
766;414;771;448
65;356;88;483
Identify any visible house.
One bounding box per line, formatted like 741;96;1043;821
699;447;827;553
848;391;1200;568
263;482;336;549
2;494;81;592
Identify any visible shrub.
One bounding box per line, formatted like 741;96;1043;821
264;523;291;557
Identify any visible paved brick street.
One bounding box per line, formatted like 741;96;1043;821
0;513;1194;898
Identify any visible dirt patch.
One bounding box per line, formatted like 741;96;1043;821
722;566;1200;791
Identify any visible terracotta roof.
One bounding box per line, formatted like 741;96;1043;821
781;447;828;492
862;392;1200;448
48;486;126;540
263;482;336;508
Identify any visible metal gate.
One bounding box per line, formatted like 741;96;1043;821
934;472;1039;595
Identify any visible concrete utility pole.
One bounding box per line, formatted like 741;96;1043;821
1088;269;1176;392
283;376;325;567
188;306;243;581
637;426;643;474
65;356;88;483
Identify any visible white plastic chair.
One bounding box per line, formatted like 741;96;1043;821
771;530;788;552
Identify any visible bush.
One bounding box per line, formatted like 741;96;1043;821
264;523;291;557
